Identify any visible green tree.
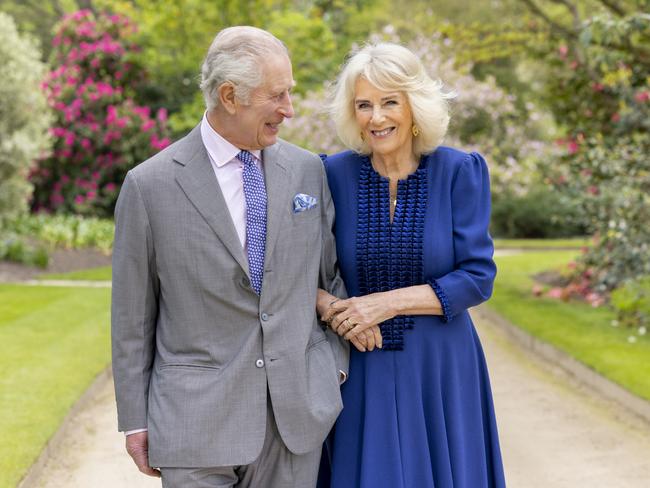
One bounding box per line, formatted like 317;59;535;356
103;0;295;135
0;13;52;227
267;10;337;93
518;0;650;291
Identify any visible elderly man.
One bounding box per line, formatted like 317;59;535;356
111;26;348;487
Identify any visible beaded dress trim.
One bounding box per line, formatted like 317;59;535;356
356;156;428;350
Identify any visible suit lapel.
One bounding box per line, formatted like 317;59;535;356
174;126;249;275
262;142;292;267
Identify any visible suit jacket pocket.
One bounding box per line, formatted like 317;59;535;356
159;363;221;372
291;206;320;223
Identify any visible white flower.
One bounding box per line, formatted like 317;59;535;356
628;336;637;343
639;326;647;336
611;319;619;327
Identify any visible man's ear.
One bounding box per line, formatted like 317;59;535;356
217;82;237;115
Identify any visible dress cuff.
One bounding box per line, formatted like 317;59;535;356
427;279;453;323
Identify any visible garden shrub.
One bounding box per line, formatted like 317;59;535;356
611;277;650;334
0;234;49;268
31;9;170;217
0;13;51;228
490;185;588;238
6;215;114;254
541;11;650;291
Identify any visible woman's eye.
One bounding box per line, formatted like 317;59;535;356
385;100;398;106
356;102;370;110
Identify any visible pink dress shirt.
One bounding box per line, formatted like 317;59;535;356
200;112;262;248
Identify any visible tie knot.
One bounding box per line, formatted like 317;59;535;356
237;150;255;167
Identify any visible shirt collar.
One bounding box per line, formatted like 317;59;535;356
200;112;262;167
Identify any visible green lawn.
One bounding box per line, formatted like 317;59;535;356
490;251;650;401
39;265;112;281
0;284;111;488
494;237;589;249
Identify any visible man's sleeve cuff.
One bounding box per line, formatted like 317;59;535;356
124;428;148;436
339;370;348;385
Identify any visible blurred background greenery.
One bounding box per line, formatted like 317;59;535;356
1;1;649;486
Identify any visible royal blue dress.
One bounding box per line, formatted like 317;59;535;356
318;148;506;488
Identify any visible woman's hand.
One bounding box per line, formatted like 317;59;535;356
349;325;383;351
324;293;396;340
318;289;383;351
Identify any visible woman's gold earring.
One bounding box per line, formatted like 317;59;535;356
411;125;420;137
360;131;365;141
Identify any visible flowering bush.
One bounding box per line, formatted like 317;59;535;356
542;12;650;293
31;9;170;217
0;13;51;227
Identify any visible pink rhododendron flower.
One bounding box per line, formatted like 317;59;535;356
634;91;649;103
157;108;168;122
141;120;155;132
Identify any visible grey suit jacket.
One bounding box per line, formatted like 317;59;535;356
111;125;348;467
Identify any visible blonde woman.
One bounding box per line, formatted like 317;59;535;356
316;43;506;488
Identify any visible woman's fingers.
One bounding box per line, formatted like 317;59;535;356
350;333;367;352
371;326;383;349
364;329;376;351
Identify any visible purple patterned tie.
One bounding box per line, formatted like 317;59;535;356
238;150;267;295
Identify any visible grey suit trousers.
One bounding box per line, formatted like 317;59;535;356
160;398;321;488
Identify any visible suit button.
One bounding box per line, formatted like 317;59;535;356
242;276;250;287
261;313;269;321
255;359;265;368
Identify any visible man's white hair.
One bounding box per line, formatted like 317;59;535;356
200;26;288;111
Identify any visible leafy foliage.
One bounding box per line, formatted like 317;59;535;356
5;214;114;254
611;276;650;335
31;9;170;217
0;13;52;227
491;185;587;238
538;10;650;291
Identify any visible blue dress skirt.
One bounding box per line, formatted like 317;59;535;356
318;148;506;488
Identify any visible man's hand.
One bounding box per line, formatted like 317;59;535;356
125;431;161;478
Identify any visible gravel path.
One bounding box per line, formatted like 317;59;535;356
21;311;650;488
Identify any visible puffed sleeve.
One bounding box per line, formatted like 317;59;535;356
427;152;496;322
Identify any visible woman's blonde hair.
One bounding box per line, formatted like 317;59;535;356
330;42;453;156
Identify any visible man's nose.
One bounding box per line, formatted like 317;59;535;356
280;95;294;119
